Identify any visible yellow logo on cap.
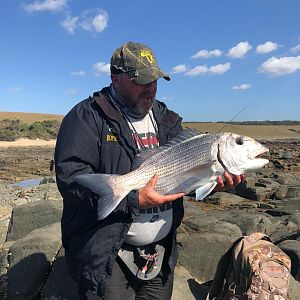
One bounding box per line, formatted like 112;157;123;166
140;49;155;64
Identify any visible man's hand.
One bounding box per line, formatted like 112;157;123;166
214;171;246;192
138;175;184;209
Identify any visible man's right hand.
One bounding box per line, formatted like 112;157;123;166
138;175;184;209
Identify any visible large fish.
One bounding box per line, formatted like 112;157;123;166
75;129;269;220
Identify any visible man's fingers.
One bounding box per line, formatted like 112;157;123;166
217;175;224;188
163;192;185;202
147;175;158;189
233;175;242;185
223;172;233;186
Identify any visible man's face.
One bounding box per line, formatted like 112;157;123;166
112;73;157;116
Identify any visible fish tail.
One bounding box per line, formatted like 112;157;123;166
74;173;131;220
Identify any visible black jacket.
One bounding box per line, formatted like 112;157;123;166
54;87;184;296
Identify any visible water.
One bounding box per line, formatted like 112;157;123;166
12;177;43;188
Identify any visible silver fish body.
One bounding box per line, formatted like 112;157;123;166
75;129;269;220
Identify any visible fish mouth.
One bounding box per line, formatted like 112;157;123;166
248;145;269;161
247;146;270;170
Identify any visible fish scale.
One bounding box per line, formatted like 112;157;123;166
134;135;216;177
75;129;269;220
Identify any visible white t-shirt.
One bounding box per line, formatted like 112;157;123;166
124;110;173;246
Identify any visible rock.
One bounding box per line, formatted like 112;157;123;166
0;241;15;299
172;264;209;300
268;216;299;242
183;199;207;219
272;174;300;186
265;198;300;216
282;152;293;159
205;210;275;236
40;247;78;300
0;219;10;248
182;217;242;238
6;223;61;300
286;187;300;198
204;192;246;206
40;176;56;185
275;186;289;199
178;233;237;283
289;275;300;300
272;160;285;170
277;240;300;281
234;184;277;201
6;200;62;241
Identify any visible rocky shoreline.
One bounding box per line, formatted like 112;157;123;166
0;139;300;299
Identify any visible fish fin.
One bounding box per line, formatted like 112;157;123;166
167;176;200;195
195;181;217;201
162;128;203;148
74;173;130;220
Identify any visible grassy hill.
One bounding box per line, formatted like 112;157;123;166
0;112;63;141
1;112;300;140
183;122;300;139
0;111;63;123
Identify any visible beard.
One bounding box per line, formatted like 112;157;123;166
131;95;155;116
120;92;156;118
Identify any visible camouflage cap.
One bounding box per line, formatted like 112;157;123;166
110;41;170;84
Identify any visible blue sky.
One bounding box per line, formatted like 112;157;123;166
1;0;300;121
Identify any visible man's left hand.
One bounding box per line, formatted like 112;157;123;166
214;172;245;192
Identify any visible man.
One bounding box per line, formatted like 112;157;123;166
55;41;243;300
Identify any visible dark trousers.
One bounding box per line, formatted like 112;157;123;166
78;256;174;300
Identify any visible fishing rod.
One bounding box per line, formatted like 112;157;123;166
217;105;247;133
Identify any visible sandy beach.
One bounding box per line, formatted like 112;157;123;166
0;138;56;148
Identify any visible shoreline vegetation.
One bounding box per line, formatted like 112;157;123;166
1;112;300;145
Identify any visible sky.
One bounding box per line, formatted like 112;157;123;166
1;0;300;122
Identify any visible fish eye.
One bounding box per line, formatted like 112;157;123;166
236;137;244;145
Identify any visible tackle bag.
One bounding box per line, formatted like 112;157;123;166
207;232;292;299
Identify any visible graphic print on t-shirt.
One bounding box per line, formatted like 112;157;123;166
125;110;173;246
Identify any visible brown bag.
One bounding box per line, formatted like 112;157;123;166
207;232;292;300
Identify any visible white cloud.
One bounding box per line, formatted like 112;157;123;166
61;10;108;34
70;71;86;76
232;83;252;90
290;44;300;54
171;64;188;74
93;62;110;76
259;56;300;76
80;10;108;33
92;12;109;32
227;41;252;58
64;88;77;95
209;63;231;74
22;0;67;12
7;87;22;94
191;49;222;59
256;41;278;54
61;16;79;34
185;62;230;76
185;65;208;76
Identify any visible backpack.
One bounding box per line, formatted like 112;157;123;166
207;232;292;300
